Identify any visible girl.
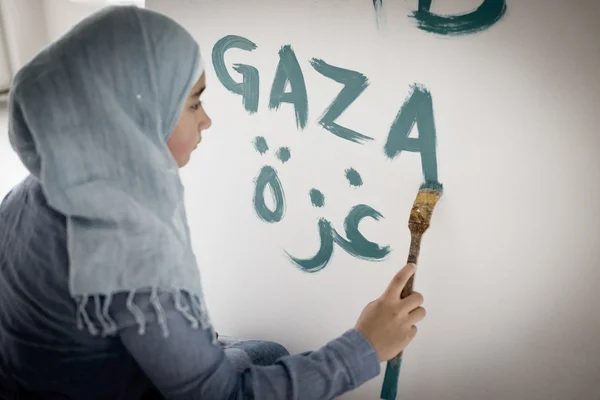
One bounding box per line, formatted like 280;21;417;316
0;6;426;399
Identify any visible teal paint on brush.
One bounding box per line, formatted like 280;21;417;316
380;357;402;399
411;0;507;36
420;180;443;193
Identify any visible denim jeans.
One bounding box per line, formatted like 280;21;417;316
219;336;290;371
11;337;290;399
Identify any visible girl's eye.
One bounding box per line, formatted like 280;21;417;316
191;102;202;111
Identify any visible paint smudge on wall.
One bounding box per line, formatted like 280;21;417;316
253;165;285;223
269;45;309;130
253;136;269;154
309;58;373;144
309;189;325;207
286;204;390;272
276;147;291;163
345;167;363;187
212;35;260;113
384;84;439;182
411;0;507;36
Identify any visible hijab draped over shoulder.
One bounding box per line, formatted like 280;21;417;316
8;5;214;339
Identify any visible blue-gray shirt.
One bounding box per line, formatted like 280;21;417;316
0;176;381;399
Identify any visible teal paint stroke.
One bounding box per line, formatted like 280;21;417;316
286;218;334;273
412;0;507;36
253;136;269;154
253;165;285;223
309;188;325;207
373;0;384;30
286;204;390;272
309;58;373;144
276;147;291;163
333;205;390;261
269;45;309;130
212;35;259;113
345;167;363;187
384;84;438;182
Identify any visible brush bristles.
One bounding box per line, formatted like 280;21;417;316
409;181;443;233
419;180;443;194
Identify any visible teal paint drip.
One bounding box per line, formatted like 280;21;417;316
212;35;260;113
412;0;507;36
380;356;402;399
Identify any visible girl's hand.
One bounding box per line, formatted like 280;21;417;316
355;264;426;362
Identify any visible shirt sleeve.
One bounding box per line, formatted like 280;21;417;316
111;291;381;399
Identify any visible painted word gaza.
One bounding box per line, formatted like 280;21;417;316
212;36;439;183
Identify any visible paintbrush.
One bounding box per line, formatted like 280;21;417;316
380;180;443;400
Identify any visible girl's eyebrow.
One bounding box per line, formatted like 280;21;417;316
191;86;205;98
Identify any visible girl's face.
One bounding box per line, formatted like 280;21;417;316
167;72;211;167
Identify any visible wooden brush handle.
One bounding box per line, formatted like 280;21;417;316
397;232;423;357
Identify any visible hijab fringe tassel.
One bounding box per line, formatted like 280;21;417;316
74;289;216;343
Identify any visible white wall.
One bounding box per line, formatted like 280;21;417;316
0;0;144;87
0;0;48;75
43;0;108;42
149;1;600;399
0;28;11;90
0;0;117;191
43;0;144;43
0;0;48;171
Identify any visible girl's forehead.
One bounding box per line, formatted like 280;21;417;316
189;73;206;97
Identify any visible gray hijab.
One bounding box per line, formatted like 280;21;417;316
8;5;214;339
